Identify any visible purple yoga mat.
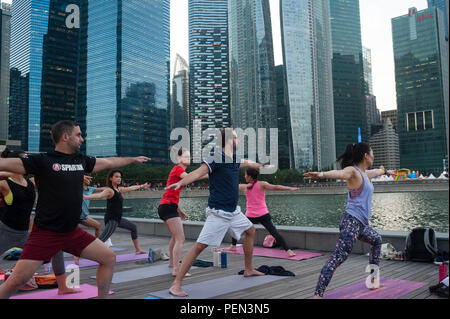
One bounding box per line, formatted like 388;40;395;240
226;246;323;261
10;284;114;299
323;278;428;299
65;253;149;268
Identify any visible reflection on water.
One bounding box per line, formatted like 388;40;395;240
91;191;449;232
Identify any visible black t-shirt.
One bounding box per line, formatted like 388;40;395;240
21;151;96;233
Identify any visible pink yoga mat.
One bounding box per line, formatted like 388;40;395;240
10;284;114;299
65;253;149;268
323;278;428;299
227;246;323;261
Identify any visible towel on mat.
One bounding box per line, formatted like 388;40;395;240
238;265;295;277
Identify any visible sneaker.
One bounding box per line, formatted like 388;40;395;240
429;282;446;293
435;285;449;298
105;238;113;247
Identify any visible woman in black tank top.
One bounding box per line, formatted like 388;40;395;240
84;169;150;254
0;149;80;295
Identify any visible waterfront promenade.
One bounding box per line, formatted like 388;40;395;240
121;181;449;199
1;230;445;299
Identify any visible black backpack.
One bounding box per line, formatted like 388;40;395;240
405;227;438;262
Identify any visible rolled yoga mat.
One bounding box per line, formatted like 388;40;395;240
227;246;323;261
149;274;286;299
64;253;149;268
10;284;114;299
323;278;428;299
63;246;128;258
90;264;198;284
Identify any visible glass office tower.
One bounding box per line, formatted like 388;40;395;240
280;0;335;170
329;0;366;157
428;0;449;37
392;7;449;173
0;3;11;141
86;0;170;164
189;0;230;161
9;0;50;152
229;0;277;132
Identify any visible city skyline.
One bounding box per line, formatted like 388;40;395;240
1;0;429;112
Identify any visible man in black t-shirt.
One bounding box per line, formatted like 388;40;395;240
0;120;150;299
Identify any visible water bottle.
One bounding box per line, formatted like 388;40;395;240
44;263;52;274
220;251;227;268
148;248;153;264
439;264;447;282
212;247;219;267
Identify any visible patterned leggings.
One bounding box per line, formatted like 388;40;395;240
314;212;382;297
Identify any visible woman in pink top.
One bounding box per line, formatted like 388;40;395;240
228;168;299;257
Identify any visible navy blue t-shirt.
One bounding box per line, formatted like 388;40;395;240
203;151;242;213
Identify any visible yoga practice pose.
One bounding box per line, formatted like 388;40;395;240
84;170;150;255
166;128;268;297
0;149;78;295
304;142;396;299
158;148;207;277
228;167;298;257
0;120;150;299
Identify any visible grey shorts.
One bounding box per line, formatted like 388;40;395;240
197;206;253;247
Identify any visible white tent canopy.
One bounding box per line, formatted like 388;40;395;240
438;172;448;179
427;174;436;179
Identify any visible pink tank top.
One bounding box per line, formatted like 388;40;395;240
245;181;269;218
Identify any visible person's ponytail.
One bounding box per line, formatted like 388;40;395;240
336;142;371;168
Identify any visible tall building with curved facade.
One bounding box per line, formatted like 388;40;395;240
229;0;277;133
86;0;170;164
280;0;335;170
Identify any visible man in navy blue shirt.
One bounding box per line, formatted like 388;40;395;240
166;128;266;297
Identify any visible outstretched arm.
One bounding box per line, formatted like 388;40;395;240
118;183;150;194
165;164;209;190
366;166;397;179
260;181;298;191
92;156;151;173
0;159;26;175
304;166;356;181
83;188;114;200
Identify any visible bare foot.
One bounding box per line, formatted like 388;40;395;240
72;256;80;265
227;245;237;251
370;283;385;290
287;250;296;257
169;285;188;297
172;272;192;278
312;295;323;299
243;269;265;277
57;287;82;295
136;250;146;255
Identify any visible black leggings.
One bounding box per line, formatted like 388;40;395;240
231;214;290;251
98;217;138;242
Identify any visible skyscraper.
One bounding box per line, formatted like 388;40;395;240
428;0;449;37
8;68;28;150
39;0;83;152
0;2;11;141
86;0;170;165
369;119;400;170
381;109;398;133
9;0;51;152
329;0;366;157
189;0;230;161
229;0;277;133
275;64;291;169
392;7;449;173
362;46;373;95
171;54;189;131
280;0;335;170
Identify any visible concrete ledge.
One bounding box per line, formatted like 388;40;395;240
89;216;449;254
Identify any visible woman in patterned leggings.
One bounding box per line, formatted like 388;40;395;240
304;142;396;299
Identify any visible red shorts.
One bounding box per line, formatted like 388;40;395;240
20;225;96;263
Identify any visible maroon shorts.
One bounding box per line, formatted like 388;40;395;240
20;225;97;263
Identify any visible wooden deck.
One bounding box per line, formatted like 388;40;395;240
1;231;445;299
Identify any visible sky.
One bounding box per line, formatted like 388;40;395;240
3;0;429;111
